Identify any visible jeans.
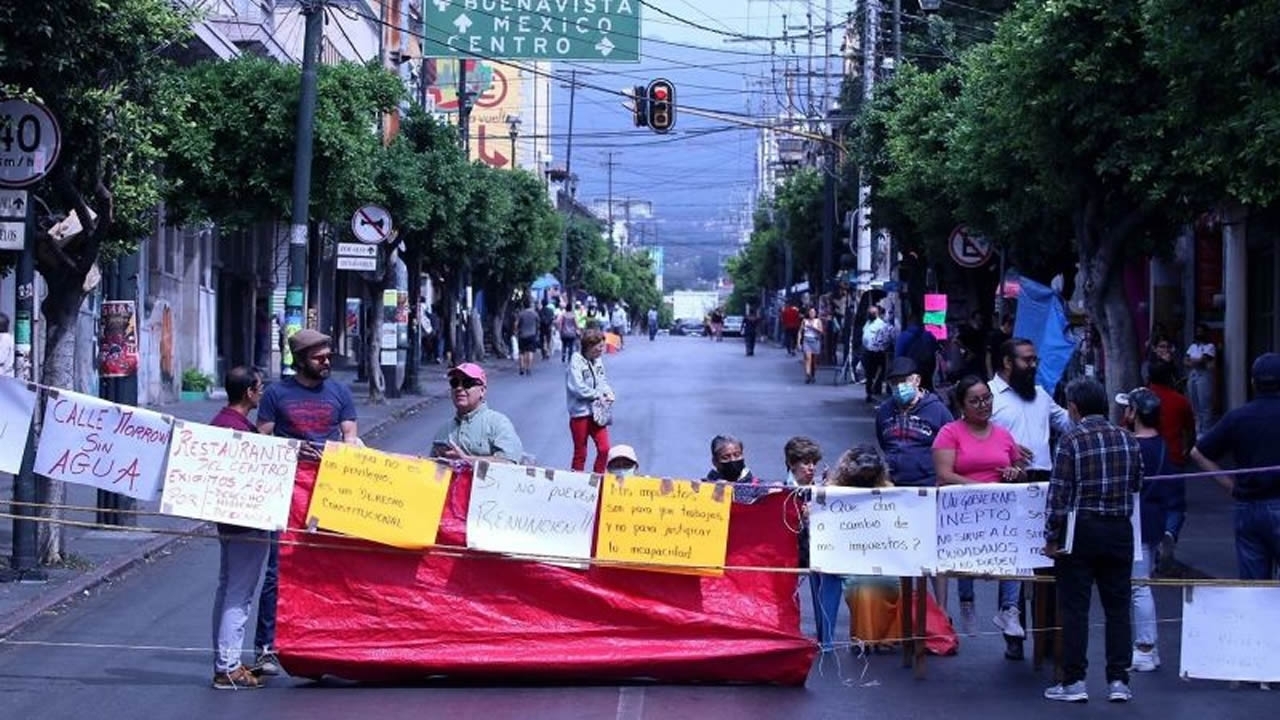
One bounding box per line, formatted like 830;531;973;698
863;349;886;397
213;532;270;672
253;532;279;653
744;331;757;356
560;335;577;362
956;577;1021;610
648;325;657;341
809;572;845;650
1056;515;1133;685
1187;369;1215;436
1234;498;1280;580
1131;543;1157;647
569;415;611;474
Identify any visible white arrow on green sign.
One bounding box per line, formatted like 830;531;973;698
425;0;641;62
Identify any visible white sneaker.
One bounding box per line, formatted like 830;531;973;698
1044;681;1089;703
1108;680;1133;703
959;601;976;636
994;606;1026;638
1131;647;1159;672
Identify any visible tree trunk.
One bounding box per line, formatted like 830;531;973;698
490;296;511;360
402;244;423;395
36;276;87;565
1075;200;1144;415
365;279;387;405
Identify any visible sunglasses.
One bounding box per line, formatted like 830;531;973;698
449;377;483;390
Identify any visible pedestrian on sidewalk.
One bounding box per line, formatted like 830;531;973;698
558;304;580;363
1043;378;1143;704
780;300;801;356
431;363;524;462
800;307;823;384
209;367;269;690
539;300;556;360
514;299;539;376
1184;324;1218;436
255;329;360;676
566;329;613;473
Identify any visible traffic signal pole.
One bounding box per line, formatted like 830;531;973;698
284;2;323;375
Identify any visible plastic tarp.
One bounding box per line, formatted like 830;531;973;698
276;463;817;685
1012;276;1075;393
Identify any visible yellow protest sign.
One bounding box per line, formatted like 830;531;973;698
306;442;452;549
595;476;733;574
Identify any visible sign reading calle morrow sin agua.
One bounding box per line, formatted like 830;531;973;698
425;0;640;62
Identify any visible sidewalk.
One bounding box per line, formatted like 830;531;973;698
0;367;452;637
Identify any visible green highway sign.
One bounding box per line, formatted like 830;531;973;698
425;0;641;62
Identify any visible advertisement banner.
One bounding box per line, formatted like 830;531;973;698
99;300;139;378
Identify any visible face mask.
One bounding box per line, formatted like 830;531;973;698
612;468;635;479
894;383;916;407
718;459;745;481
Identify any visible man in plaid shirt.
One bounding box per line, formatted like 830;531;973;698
1042;378;1144;704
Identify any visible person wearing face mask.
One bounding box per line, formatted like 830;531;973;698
605;444;640;477
705;435;755;484
875;357;954;489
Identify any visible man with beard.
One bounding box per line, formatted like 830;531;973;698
254;328;360;675
990;337;1073;659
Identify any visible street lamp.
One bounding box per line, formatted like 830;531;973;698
918;0;941;10
505;114;522;169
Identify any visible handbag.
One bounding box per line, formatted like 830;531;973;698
587;361;613;426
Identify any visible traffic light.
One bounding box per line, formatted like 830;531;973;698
646;79;675;134
631;85;648;127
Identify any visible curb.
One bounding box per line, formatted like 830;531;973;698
0;395;437;640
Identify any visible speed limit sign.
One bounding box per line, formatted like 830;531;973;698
0;99;62;188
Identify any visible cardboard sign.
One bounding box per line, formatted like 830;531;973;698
307;442;451;549
595;476;733;574
467;462;600;563
34;390;171;500
1181;587;1280;683
809;486;937;576
159;420;300;531
0;377;36;473
937;484;1047;576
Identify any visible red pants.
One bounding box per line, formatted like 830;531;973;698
569;415;611;473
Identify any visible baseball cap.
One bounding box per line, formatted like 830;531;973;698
447;362;487;386
288;328;331;356
606;444;639;468
1115;387;1161;415
885;356;918;381
1252;352;1280;387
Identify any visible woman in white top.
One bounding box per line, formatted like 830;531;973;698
1184;323;1217;436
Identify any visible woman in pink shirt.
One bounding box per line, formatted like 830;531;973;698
932;375;1027;638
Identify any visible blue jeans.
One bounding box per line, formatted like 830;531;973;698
957;577;1021;610
809;572;845;650
254;532;279;652
212;531;271;672
1234;499;1280;580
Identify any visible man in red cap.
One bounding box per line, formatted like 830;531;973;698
431;362;524;462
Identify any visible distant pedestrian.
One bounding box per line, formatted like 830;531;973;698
647;307;659;341
538;300;556;360
255;328;359;675
860;306;890;401
780;301;802;356
209;367;268;690
1043;378;1143;704
800;307;823;384
566;328;613;473
1184;323;1218;435
743;304;760;356
431;362;524;462
514;299;539;376
558;304;580;363
709;307;725;342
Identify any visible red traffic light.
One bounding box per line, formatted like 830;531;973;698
652;86;669;101
646;79;675;134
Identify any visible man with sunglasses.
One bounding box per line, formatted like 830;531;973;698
254;328;359;675
431;363;524;462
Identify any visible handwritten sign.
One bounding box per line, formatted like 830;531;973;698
937;484;1040;575
467;462;600;563
1016;482;1054;573
0;377;36;473
595;476;732;574
1181;587;1280;683
307;442;451;549
809;486;937;576
159;420;300;531
34;389;172;500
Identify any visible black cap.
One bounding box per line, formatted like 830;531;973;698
885;356;918;381
1252;352;1280;387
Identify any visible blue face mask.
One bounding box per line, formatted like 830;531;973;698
894;382;917;407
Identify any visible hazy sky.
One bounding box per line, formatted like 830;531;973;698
548;1;847;250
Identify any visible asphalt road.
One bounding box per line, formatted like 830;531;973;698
0;336;1271;719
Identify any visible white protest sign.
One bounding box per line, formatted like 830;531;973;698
1016;482;1054;573
467;462;600;563
0;377;37;473
1181;587;1280;683
809;486;937;577
159;420;300;531
34;389;172;501
936;484;1024;575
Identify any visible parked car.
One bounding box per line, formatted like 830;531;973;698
670;318;706;336
722;315;745;337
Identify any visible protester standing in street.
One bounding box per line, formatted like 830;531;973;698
431;362;524;462
1184;323;1218;436
1043;379;1143;704
1145;359;1193;571
876;357;952;488
209;367;268;690
514;300;540;376
566;328;613;473
255;329;359;676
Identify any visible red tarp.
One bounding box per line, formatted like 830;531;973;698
277;463;817;684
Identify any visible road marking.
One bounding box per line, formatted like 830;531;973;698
615;686;645;720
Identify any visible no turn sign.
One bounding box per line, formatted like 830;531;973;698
947;225;993;268
351;204;393;244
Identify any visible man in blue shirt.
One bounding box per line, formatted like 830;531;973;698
1191;352;1280;581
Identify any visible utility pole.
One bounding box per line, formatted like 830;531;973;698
97;253;139;526
559;69;577;298
856;0;880;292
6;191;44;583
603;151;618;247
285;1;323;375
457;59;473;157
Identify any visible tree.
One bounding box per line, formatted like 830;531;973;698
0;0;192;563
727;205;785;311
774;169;824;287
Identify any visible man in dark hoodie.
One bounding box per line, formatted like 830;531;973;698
875;357;953;487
